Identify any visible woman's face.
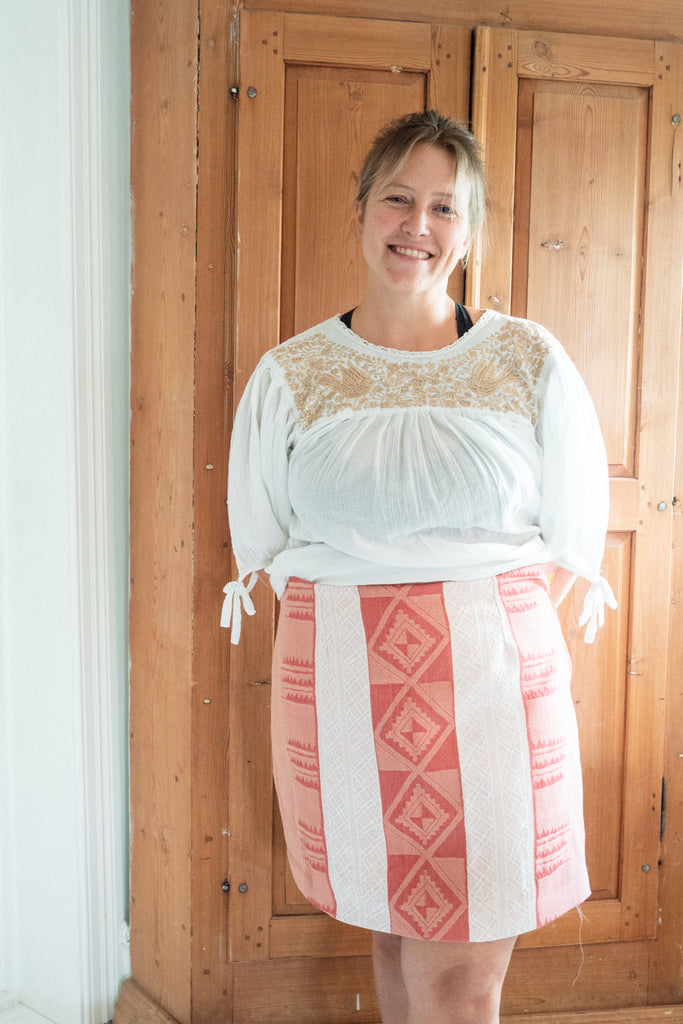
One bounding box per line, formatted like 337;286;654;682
357;143;471;301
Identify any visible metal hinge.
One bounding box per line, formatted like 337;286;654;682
660;776;667;842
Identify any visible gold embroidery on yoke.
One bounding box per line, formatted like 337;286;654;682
271;322;550;432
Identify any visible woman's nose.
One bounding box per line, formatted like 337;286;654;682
401;207;430;235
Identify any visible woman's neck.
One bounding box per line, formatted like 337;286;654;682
351;289;458;352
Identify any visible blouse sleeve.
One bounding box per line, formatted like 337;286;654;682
536;337;617;642
221;357;295;643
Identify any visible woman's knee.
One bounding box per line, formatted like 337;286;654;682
400;936;515;1019
408;959;502;1006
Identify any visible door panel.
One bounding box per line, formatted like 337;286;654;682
514;79;647;477
281;66;426;343
231;9;471;1002
471;28;681;958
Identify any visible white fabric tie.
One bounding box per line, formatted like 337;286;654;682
578;576;617;644
221;572;258;644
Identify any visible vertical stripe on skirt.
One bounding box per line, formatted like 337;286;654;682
271;569;590;943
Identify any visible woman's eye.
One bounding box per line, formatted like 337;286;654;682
437;205;456;216
386;194;408;204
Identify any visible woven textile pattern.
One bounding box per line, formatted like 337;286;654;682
270;570;590;942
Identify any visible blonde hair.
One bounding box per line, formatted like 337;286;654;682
356;110;487;264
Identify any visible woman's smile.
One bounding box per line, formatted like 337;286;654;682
388;244;433;260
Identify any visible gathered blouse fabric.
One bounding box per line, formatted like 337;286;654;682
223;311;614;643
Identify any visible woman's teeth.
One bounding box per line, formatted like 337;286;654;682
391;246;431;260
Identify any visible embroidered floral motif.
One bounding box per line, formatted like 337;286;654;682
269;322;550;432
318;364;373;398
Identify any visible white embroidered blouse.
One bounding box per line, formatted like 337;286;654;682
222;311;616;644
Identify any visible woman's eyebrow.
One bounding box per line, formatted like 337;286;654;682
382;181;455;201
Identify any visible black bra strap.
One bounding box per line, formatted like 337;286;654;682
455;303;473;338
341;304;473;338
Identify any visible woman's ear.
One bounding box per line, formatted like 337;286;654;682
354;201;364;233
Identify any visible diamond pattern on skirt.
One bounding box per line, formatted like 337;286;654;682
395;863;466;939
375;602;442;675
380;691;449;766
367;590;450;683
360;583;469;941
391;778;462;848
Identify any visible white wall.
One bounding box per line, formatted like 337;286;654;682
0;1;131;1022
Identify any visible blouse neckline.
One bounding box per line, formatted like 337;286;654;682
334;308;495;360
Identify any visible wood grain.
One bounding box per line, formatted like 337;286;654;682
191;0;240;1016
513;79;647;477
229;941;656;1022
618;35;681;945
642;42;683;1006
282;12;432;69
114;978;183;1024
128;0;198;1019
503;1009;683;1023
229;11;285;968
243;0;683;44
516;30;655;85
469;27;518;311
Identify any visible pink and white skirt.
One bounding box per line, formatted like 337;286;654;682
270;567;590;943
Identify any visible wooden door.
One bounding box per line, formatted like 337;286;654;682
468;23;682;1006
228;12;471;1022
228;13;682;1023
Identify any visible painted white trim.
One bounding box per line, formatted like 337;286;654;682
67;0;131;1013
0;0;130;1020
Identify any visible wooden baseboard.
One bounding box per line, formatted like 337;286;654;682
113;977;682;1024
502;1008;683;1023
113;979;181;1024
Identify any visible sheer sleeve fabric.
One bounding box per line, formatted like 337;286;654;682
536;338;617;642
221;358;295;643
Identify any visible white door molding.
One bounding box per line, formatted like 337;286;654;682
0;0;130;1021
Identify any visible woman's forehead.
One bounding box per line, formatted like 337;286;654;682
372;145;469;200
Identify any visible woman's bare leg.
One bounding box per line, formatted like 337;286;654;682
372;931;408;1024
372;930;516;1024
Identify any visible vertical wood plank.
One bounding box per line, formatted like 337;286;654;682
234;10;286;395
616;39;682;944
642;44;683;994
228;9;286;965
468;27;518;311
428;24;471;301
191;0;241;1017
127;0;198;1020
427;24;470;114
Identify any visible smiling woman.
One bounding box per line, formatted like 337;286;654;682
222;110;615;1024
355;144;472;333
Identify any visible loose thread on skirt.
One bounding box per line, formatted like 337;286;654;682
572;905;589;986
